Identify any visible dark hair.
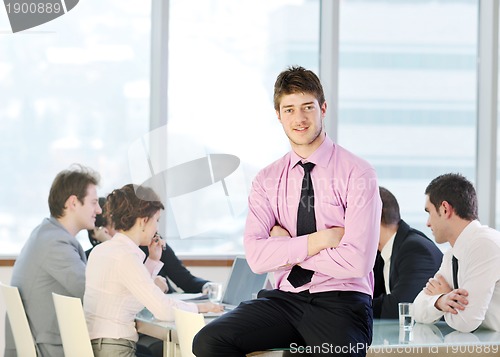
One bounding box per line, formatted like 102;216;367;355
379;186;401;225
48;164;100;218
273;66;325;111
104;184;165;231
425;173;478;220
87;197;107;245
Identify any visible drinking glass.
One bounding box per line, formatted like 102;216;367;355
398;302;414;331
206;282;223;303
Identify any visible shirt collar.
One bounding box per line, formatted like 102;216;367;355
380;232;396;263
452;219;482;260
113;232;146;261
289;134;334;170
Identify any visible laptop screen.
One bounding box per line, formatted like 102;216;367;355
221;257;268;307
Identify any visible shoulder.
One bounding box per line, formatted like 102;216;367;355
468;226;500;254
253;152;291;183
17;218;66;257
330;144;377;184
332;144;375;171
403;229;433;247
103;237;145;261
36;218;74;244
259;152;290;174
396;224;442;256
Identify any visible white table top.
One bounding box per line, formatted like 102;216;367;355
135;308;500;355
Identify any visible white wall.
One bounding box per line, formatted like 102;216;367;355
0;265;230;357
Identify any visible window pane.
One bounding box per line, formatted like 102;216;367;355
0;0;151;255
166;0;320;256
338;0;478;241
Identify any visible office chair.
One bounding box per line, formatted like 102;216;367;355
0;281;37;357
174;308;206;357
52;292;94;357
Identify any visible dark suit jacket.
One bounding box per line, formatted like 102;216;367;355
373;220;443;319
140;244;208;293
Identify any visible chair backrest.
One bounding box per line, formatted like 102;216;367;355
174;308;205;357
0;282;37;357
52;292;94;357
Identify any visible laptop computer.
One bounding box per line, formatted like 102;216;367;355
195;256;269;317
219;256;269;310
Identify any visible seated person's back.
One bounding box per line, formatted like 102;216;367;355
373;186;442;318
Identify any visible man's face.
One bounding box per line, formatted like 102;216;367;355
277;92;326;153
75;184;102;231
424;195;446;244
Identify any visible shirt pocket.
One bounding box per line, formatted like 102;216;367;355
317;199;345;229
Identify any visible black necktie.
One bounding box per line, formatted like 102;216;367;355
373;253;386;296
452;255;459;289
287;162;316;288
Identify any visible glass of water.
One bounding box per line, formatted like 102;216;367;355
206;282;223;303
398;302;414;330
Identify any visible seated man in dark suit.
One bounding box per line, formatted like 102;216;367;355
373;186;443;318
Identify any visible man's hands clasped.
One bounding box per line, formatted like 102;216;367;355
424;274;469;314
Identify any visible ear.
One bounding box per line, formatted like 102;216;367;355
320;101;327;118
276;110;282;122
440;201;454;218
64;195;78;211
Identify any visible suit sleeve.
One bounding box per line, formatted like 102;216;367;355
158;244;208;293
43;237;86;299
375;237;442;319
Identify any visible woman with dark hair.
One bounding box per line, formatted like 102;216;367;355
83;184;222;357
86;196;209;295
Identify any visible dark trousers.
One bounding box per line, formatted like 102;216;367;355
193;289;373;357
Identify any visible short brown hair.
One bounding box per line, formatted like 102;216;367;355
425;173;478;221
104;184;164;231
379;187;401;226
273;66;325;111
48;164;100;218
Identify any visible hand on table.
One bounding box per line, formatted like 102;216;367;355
197;302;224;313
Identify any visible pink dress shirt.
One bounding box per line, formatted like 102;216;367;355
84;233;197;342
244;135;381;296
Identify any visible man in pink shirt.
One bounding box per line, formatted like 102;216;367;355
194;66;382;356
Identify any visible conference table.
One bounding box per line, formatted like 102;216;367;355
136;308;500;357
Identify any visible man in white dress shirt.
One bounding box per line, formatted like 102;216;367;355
413;173;500;332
